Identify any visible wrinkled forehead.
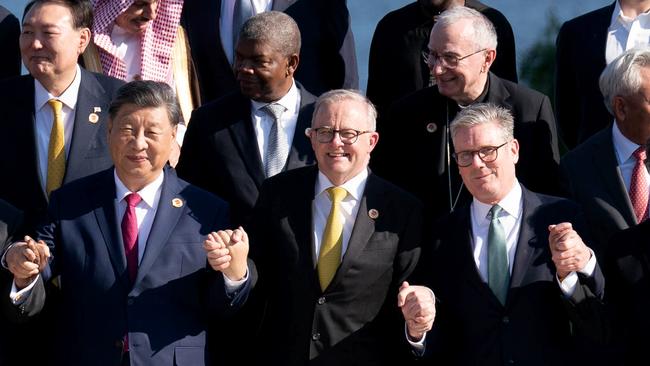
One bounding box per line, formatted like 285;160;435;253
312;100;370;129
429;19;475;51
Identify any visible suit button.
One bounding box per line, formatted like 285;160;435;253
127;298;134;306
502;316;509;324
311;332;320;341
114;339;124;349
317;296;326;305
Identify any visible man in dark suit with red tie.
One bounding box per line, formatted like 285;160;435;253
3;81;251;366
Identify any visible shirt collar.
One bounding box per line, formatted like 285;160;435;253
315;168;369;201
611;0;650;29
114;169;165;209
251;79;298;115
612;121;642;164
34;64;82;111
471;180;523;222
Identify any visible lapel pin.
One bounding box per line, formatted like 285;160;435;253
304;127;311;137
171;198;183;208
426;123;437;133
368;209;379;219
88;113;99;123
93;107;101;113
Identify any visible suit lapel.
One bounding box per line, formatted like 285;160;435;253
92;169;131;289
285;85;316;171
330;174;378;286
20;77;47;201
509;188;542;296
272;0;298;11
228;97;266;188
65;69;107;184
454;204;504;307
594;129;637;225
485;72;513;110
134;168;185;287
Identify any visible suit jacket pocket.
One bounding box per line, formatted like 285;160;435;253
174;346;205;366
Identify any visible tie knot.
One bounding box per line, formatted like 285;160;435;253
48;99;63;113
327;186;347;204
125;193;142;207
489;204;503;219
634;146;647;162
262;103;286;122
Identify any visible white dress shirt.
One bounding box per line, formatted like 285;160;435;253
34;64;81;192
250;80;301;166
312;169;368;260
612;122;650;220
220;0;273;64
470;182;523;280
606;0;650;64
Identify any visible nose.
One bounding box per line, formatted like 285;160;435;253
329;131;345;147
131;130;148;151
431;60;446;76
143;3;157;19
234;58;254;74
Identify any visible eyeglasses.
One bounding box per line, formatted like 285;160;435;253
309;127;372;145
452;141;510;167
422;48;487;69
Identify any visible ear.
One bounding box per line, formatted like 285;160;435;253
612;95;627;122
510;138;519;164
367;132;379;152
482;49;496;73
286;53;299;77
78;27;91;54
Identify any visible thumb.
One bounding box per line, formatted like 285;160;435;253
397;281;410;307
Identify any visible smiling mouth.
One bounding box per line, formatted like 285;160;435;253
327;152;349;158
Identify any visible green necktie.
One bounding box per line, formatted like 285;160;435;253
317;186;347;291
488;205;509;305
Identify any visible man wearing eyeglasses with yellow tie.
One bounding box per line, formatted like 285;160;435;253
372;6;560;221
227;89;423;365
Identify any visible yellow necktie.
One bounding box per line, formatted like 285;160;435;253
46;99;65;196
318;186;347;291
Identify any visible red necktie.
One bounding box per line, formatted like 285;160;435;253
630;147;649;223
121;193;141;285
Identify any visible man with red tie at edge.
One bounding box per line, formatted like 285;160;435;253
3;81;252;366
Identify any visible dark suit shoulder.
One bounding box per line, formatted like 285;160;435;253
189;92;250;131
173;171;229;208
560;127;610;166
560;2;614;33
366;172;423;208
85;70;125;91
495;74;547;103
375;2;425;33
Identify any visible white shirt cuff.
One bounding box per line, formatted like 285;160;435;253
557;248;597;296
9;275;38;305
406;322;426;355
223;268;248;295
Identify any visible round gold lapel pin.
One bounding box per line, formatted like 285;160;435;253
368;209;379;219
88;113;99;124
171;198;183;208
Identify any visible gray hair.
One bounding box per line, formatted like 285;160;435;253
599;47;650;115
435;6;497;51
312;89;378;131
109;80;181;126
450;103;514;141
239;11;301;56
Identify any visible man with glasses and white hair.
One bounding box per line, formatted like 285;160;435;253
399;102;605;366
373;6;560;221
237;88;423;365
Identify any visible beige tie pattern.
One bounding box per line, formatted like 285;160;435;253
46;99;65;196
318;186;347;291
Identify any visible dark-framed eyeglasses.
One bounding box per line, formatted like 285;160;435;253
309;127;372;145
452;141;510;167
422;48;487;69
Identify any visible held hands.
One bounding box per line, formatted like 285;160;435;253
6;236;50;289
398;281;436;341
548;223;591;281
204;227;249;281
